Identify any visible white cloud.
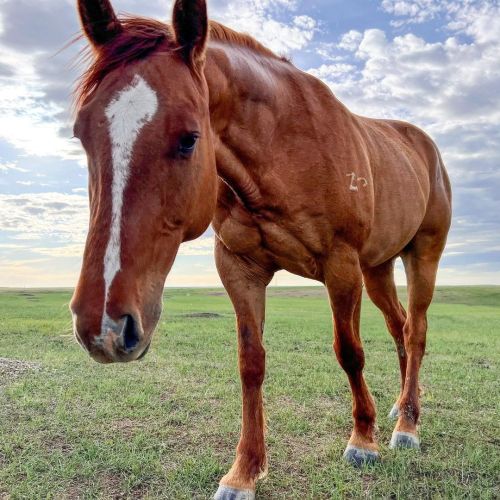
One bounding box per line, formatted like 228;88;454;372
31;243;85;258
0;192;89;243
308;63;355;81
450;2;500;44
211;0;317;53
435;264;500;286
0;243;24;249
0;256;80;288
381;0;500;37
381;0;443;26
0;161;28;173
178;236;214;256
338;30;363;51
0;81;81;159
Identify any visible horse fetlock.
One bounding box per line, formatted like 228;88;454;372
348;428;378;451
397;399;420;426
218;470;258;496
224;450;266;487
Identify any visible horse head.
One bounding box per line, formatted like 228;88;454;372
70;0;217;363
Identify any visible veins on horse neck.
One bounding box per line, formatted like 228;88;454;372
205;46;282;215
214;139;265;213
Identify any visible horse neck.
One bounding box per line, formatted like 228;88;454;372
205;42;353;209
204;42;320;208
205;42;286;126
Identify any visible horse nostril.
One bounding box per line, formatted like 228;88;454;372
122;314;140;351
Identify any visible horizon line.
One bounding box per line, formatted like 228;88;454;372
2;284;500;291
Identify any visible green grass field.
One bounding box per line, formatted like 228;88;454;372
0;286;499;499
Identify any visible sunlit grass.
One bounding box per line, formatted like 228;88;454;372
0;287;498;498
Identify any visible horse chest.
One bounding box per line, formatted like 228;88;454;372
258;218;322;279
215;207;322;280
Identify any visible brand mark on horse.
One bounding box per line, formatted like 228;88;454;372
347;172;369;192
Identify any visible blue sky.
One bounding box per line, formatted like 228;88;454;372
0;0;499;287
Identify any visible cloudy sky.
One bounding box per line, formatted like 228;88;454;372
0;0;499;287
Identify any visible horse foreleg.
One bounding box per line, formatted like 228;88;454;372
325;245;379;467
214;239;273;500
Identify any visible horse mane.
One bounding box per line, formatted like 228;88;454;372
208;21;285;62
75;17;285;109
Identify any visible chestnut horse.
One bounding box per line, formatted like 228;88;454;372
70;1;452;498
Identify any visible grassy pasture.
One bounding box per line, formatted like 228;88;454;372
0;286;498;499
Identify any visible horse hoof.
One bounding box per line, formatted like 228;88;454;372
389;431;420;449
213;485;255;500
343;445;380;467
388;403;399;420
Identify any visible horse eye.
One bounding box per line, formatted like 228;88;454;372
178;133;199;156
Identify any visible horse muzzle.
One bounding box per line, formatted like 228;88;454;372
73;311;151;364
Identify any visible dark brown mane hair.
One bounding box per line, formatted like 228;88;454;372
208;21;285;62
75;17;284;109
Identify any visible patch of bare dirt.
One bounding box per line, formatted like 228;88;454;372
0;358;41;390
474;358;493;369
181;312;223;319
59;483;85;500
267;287;327;298
111;418;139;439
97;473;149;500
17;291;38;301
99;474;123;499
110;418;156;439
48;435;73;454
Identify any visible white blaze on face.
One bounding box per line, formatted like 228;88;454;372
102;74;158;321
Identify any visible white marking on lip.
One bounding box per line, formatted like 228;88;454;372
99;74;158;339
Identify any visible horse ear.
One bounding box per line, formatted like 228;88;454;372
172;0;208;65
77;0;122;47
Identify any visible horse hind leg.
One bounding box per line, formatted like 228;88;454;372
390;231;444;450
363;260;408;420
